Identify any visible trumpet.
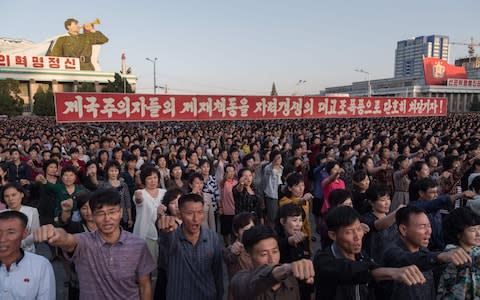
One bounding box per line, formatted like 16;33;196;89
83;18;101;29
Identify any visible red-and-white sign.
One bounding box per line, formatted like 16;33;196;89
54;93;448;123
447;78;480;88
0;54;80;71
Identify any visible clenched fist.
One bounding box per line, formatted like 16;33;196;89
34;224;65;245
157;215;178;233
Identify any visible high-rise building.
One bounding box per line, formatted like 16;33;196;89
394;35;449;78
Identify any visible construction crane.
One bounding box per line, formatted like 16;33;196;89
450;37;480;57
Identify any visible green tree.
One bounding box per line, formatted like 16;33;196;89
270;82;278;96
0;79;24;116
78;82;97;92
101;73;134;93
33;86;55;116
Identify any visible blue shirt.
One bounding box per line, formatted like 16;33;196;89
159;225;224;300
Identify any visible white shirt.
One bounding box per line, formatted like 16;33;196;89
0;251;56;300
1;206;39;253
133;188;166;240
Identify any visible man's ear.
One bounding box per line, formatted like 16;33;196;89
280;218;286;226
327;230;336;241
22;228;28;240
398;224;407;238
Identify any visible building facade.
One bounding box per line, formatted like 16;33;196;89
395;35;449;78
0;67;136;113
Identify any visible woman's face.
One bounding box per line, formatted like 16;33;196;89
167;195;181;217
80;201;93;222
288;181;305;198
282;215;303;236
3;187;23;210
100;152;108;162
459;225;480;249
240;170;253;187
225;167;235;180
157;157;167;168
364;158;374;170
371;195;391;214
236;220;254;241
145;173;159;189
190;177;204;194
417;163;430;178
46;163;58;176
62;171;77;187
107;167;119;180
200;163;210;176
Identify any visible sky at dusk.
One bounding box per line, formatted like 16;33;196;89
1;0;479;95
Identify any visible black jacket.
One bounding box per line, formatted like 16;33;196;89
314;243;379;300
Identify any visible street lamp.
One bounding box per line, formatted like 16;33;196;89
146;57;158;94
354;69;371;97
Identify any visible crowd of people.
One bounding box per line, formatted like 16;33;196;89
1;114;480;299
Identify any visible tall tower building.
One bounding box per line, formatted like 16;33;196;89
394;35;449;78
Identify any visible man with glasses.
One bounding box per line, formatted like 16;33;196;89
34;188;155;300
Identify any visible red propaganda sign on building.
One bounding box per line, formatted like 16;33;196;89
423;57;467;85
54;93;448;123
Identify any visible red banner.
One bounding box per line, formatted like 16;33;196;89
54;93;447;123
423;57;467;85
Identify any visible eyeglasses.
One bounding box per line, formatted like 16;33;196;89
93;208;121;218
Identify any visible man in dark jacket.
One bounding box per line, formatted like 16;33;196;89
314;206;426;300
382;206;472;300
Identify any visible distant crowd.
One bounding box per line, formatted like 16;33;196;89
1;114;480;299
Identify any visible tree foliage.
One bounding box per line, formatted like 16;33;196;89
101;73;134;93
33;86;55;116
0;79;24;116
78;82;97;92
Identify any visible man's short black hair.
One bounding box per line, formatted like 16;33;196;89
242;225;278;253
89;188;120;212
326;206;360;232
178;193;204;209
395;206;426;226
416;177;438;193
0;210;28;228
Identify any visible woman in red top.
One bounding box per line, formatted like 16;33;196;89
321;161;345;214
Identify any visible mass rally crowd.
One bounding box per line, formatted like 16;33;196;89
2;114;480;299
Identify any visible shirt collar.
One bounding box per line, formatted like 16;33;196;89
331;242;364;261
0;248;25;267
178;224;208;243
95;228;126;246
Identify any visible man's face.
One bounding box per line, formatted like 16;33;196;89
180;201;204;236
400;213;432;249
0;218;27;263
67;21;80;35
93;205;122;235
250;237;280;267
329;219;364;257
419;187;438;201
